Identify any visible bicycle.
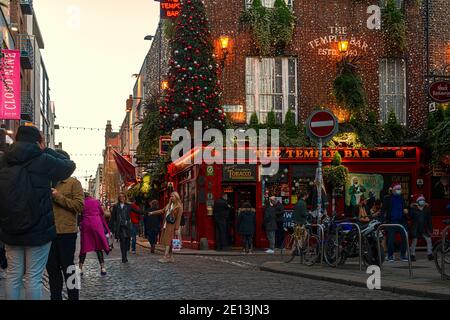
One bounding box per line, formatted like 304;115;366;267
281;224;320;266
433;219;450;280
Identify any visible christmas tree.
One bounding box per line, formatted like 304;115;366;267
160;0;225;133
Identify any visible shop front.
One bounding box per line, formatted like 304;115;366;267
167;146;447;249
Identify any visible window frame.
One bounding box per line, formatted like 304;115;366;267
246;57;298;125
378;58;407;125
245;0;293;9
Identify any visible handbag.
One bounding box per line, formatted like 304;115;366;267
166;213;176;224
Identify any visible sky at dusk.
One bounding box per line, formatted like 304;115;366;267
33;0;160;188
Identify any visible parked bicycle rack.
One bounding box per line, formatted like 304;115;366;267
441;226;450;280
335;223;362;271
308;224;325;265
376;224;412;278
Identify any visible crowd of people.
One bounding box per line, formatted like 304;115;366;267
0;125;182;300
213;182;435;264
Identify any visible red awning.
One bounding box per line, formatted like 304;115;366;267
112;150;137;185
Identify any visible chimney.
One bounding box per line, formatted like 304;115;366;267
105;121;112;145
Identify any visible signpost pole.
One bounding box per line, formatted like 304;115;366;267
317;138;323;221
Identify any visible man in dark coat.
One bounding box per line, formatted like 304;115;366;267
213;193;231;251
0;126;75;300
264;196;281;254
110;193;146;263
381;183;409;262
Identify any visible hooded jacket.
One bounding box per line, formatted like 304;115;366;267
0;142;76;246
237;208;256;236
409;203;433;238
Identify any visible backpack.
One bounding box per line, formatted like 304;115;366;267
0;159;41;235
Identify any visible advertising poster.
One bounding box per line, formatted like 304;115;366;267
345;173;384;207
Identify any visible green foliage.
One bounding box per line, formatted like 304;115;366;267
266;109;278;129
241;0;295;56
138;110;161;161
163;19;176;41
383;110;406;145
284;108;297;138
323;157;349;189
249;112;260;130
333;58;366;114
423;105;450;164
382;0;407;55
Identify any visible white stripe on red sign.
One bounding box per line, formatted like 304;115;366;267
310;120;334;128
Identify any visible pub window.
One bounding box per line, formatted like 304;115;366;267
245;0;293;9
246;57;298;124
379;58;407;125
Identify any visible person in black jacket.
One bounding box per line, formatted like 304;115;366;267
409;195;433;261
109;192;146;263
237;202;256;254
264;196;282;254
0;126;75;300
213;194;231;251
143;199;162;254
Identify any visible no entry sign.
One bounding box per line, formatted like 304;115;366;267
307;110;339;141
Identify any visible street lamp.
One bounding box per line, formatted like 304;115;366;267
338;40;349;54
219;36;230;69
161;80;169;91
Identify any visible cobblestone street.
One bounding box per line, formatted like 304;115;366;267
69;244;425;300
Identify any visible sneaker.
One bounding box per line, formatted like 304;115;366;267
265;249;275;254
387;256;395;262
400;257;409;262
101;268;107;276
427;254;434;261
411;255;416;262
158;258;169;263
131;250;136;255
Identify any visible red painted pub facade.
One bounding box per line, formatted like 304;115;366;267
166;146;448;249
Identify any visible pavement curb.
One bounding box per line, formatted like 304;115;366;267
259;264;450;300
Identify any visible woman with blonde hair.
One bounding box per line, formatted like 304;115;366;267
149;192;183;263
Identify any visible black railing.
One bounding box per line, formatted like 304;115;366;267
19;34;34;69
21;92;34;122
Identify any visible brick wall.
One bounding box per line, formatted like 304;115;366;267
204;0;432;130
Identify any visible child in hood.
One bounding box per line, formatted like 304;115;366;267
409;195;433;262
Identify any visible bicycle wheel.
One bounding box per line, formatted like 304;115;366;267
281;234;294;256
284;240;300;263
434;242;450;280
304;234;320;266
324;233;345;267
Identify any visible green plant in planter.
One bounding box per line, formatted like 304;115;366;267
271;0;295;54
241;0;295;56
382;110;406;145
382;0;407;54
249;112;260;130
241;0;272;55
333;57;366;115
323;152;349;214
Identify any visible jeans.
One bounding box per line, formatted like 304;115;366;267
411;236;433;256
131;224;138;252
119;236;130;262
242;235;253;252
5;242;51;300
387;225;407;259
266;231;276;250
46;233;78;300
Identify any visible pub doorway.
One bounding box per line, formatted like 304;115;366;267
223;185;257;248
